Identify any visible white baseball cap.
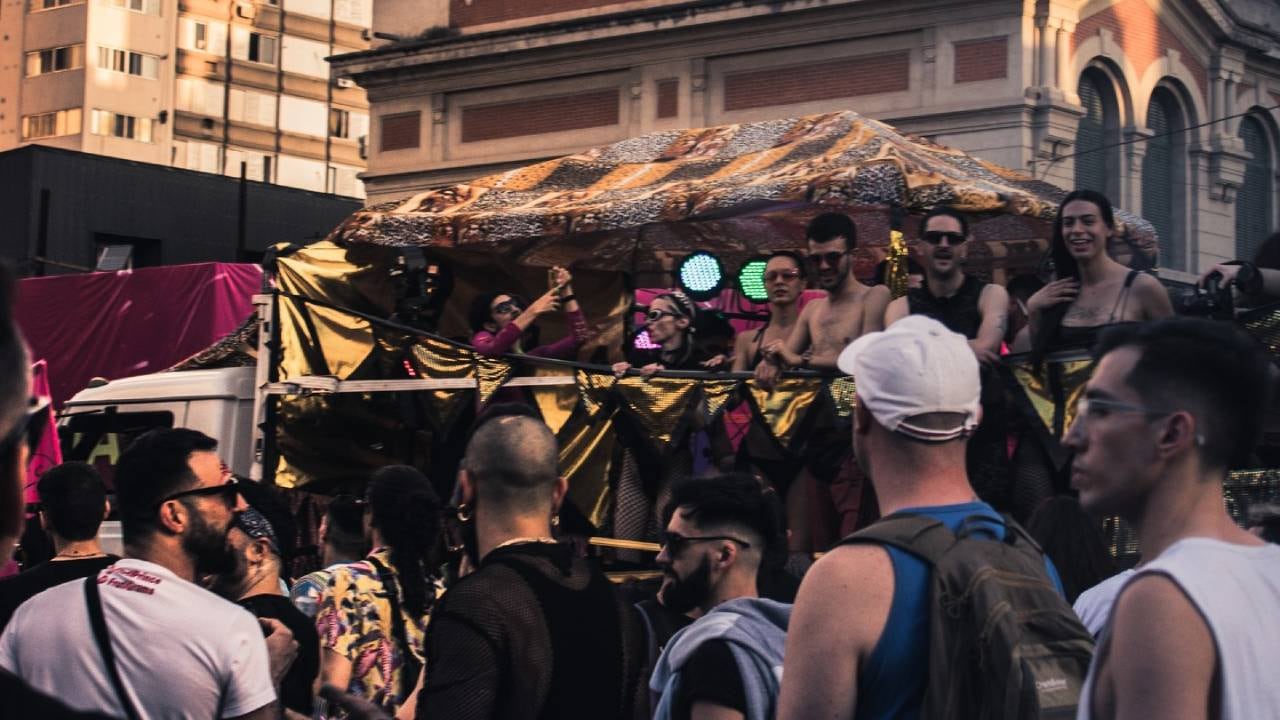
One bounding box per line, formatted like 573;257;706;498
836;315;980;442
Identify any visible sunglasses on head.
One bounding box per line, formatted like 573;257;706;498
764;269;801;282
491;300;523;316
0;397;50;461
806;251;848;268
153;476;242;511
646;308;681;322
922;231;967;246
659;531;752;557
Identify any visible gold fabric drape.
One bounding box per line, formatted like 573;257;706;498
746;379;822;449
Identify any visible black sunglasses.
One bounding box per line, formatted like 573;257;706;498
0;397;50;461
660;531;751;556
806;251;849;268
922;231;967;246
491;300;523;315
646;308;680;322
153;476;242;510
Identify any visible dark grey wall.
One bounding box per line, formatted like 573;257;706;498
0;146;363;274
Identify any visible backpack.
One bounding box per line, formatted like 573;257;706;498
842;512;1095;720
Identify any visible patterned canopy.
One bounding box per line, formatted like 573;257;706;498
331;110;1156;275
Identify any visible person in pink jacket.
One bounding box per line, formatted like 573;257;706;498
468;266;589;360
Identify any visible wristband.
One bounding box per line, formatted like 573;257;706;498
559;294;577;304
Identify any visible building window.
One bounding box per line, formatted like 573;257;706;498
176;77;225;116
247;33;277;64
90;109;153;142
29;0;79;12
380;111;419;151
329;108;350;138
1236;116;1275;261
229;88;277;127
21;108;82;139
1141;89;1187;271
108;0;160;15
1074;69;1121;201
97;47;159;79
25;45;84;76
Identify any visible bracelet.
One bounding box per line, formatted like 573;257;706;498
559;294;577;303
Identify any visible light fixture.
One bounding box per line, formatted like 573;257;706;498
736;256;770;303
677;251;725;301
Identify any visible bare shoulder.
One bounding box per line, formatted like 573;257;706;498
1111;573;1207;642
980;282;1009;303
1130;272;1174;318
797;543;894;611
885;296;909;324
801;295;829;318
864;284;892;304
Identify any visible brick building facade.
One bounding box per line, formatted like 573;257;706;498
332;0;1280;279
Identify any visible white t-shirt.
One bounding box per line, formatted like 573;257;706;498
0;558;276;719
1072;569;1135;638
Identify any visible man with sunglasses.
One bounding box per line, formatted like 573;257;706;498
883;207;1014;512
649;473;790;720
0;428;297;720
1067;319;1280;720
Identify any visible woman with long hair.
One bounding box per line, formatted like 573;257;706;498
1016;189;1172;360
316;465;443;716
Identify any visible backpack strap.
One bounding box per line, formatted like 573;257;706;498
366;556;422;704
839;513;959;567
83;578;142;720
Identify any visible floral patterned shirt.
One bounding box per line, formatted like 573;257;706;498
315;548;434;712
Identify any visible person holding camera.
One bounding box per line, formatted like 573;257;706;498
1198;232;1280;307
468;266;589;360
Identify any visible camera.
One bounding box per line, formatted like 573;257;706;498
1176;271;1234;320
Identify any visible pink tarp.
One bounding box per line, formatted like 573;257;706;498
15;263;262;407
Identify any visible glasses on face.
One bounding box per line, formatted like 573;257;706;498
491;300;523;316
806;251;848;269
764;269;802;283
659;531;752;557
646;308;680;323
0;397;50;461
1073;396;1169;425
922;231;967;246
153;476;242;511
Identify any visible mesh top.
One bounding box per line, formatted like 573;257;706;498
417;542;645;720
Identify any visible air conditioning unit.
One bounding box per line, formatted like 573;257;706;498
235;2;255;18
335;77;355;89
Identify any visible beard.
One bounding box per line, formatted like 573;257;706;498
184;509;239;579
660;555;712;615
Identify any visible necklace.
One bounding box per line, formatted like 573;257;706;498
493;537;558;551
52;550;107;561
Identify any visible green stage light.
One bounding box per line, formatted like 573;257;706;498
677;251;725;301
736;257;770;302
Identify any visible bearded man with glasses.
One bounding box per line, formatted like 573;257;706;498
883;206;1015;514
0;428;299;720
649;473;790;720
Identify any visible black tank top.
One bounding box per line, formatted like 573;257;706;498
906;274;986;339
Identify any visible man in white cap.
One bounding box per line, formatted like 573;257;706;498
777;316;1070;720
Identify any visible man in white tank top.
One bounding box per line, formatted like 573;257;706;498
1064;318;1280;720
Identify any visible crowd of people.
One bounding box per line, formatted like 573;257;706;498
0;188;1278;719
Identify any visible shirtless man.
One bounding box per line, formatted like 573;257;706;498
755;213;890;387
732;252;806;372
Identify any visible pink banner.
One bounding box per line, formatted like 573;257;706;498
15;263;262;407
25;360;61;505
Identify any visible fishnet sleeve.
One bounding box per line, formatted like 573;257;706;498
415;606;502;720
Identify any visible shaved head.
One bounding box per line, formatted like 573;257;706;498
463;414;560;513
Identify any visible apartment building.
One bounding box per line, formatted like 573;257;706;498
0;0;371;197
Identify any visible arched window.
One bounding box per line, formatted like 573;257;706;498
1236;116;1275;261
1075;69;1121;200
1142;89;1186;270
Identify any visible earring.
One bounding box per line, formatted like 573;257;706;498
456;503;473;523
550;512;560;528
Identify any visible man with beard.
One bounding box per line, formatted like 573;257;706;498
755;213;890;549
0;428;297;719
212;507;320;717
1067;319;1280;719
649;473;791;720
883;207;1014;512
